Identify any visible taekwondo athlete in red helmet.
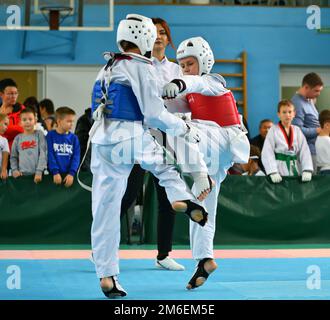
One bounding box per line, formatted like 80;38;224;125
163;36;250;290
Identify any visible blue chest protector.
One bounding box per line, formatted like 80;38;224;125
91;81;143;122
107;83;143;121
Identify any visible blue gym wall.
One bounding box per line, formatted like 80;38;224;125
0;5;329;136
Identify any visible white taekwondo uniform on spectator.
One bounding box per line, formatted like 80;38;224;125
166;73;250;260
261;124;313;176
90;53;196;279
0;136;9;166
315;135;330;172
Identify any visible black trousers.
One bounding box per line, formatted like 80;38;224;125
120;163;175;255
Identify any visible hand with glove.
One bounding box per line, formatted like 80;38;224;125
301;171;312;182
269;173;282;184
182;124;200;144
162;79;186;99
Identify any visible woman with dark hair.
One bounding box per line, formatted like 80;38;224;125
0;78;24;150
151;17;188;271
151;17;178;75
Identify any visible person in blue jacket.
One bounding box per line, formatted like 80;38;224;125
291;72;324;173
46;106;80;188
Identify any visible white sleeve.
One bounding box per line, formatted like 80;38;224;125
180;74;229;96
2;138;9;154
317;138;330;166
164;96;191;114
127;63;188;137
297;127;314;172
323;139;330;160
261;127;278;175
10;137;19;171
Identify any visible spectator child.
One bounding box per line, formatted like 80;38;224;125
0;113;10;180
22;101;48;136
315;109;330;175
46;107;80;188
262;100;313;183
10;108;47;183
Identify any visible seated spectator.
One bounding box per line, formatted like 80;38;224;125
228;145;265;176
315;109;330;175
46;107;80;188
0;78;24;150
241;145;265;176
250;119;273;151
74;107;93;171
261;100;313;184
10;108;47;184
39;98;56;132
0;113;10;180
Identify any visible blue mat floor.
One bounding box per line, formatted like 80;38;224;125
1;258;330;300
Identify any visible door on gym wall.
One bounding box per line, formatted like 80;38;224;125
0;65;100;118
0;69;43;104
280;66;330;112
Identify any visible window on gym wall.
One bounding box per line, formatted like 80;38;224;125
280;66;330;112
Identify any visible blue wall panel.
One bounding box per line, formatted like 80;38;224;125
0;5;329;136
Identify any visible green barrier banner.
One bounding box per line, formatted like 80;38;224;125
0;174;93;244
216;175;330;245
1;173;330;245
143;175;330;245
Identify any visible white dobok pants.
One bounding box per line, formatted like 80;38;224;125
90;128;194;278
169;121;249;261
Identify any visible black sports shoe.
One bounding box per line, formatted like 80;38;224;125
100;276;127;298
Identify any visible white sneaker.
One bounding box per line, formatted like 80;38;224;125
155;257;185;271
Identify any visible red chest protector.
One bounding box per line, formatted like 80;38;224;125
186;91;240;127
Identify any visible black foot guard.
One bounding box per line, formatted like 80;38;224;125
100;276;127;298
172;200;208;226
187;258;213;290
